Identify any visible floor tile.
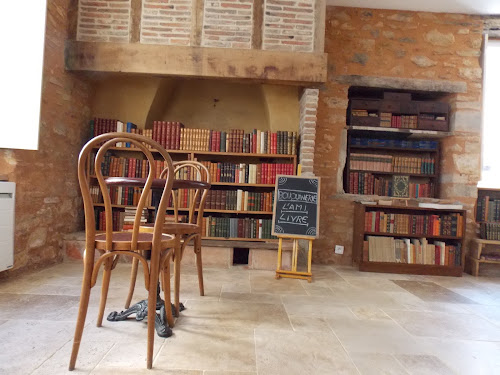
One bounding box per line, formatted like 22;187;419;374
0;320;74;374
391;280;477;304
394;354;456;375
328;317;428;355
255;329;359;375
349;352;410;375
385;309;500;341
155;326;256;372
0;293;80;320
177;300;292;330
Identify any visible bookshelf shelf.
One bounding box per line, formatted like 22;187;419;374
211;182;275;187
201;237;279;242
364;232;462;240
350;145;438;153
93;146;297;159
347;126;450;139
93;203;272;215
353;203;466;277
349;170;437;178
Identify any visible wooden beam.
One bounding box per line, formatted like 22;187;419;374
314;0;326;53
67;0;79;40
252;0;264;50
130;0;142;43
191;0;204;46
65;41;328;85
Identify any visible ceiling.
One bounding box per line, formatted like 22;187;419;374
326;0;500;15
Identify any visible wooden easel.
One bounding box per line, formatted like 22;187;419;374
275;235;313;282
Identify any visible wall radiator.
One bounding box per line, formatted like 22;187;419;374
0;182;15;272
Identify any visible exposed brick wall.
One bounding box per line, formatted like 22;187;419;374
141;0;192;45
0;0;93;278
77;0;131;42
314;7;484;265
298;88;318;176
201;0;254;49
262;0;315;52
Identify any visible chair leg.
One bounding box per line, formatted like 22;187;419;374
162;261;175;328
194;236;204;296
69;250;95;371
97;257;113;327
174;239;182;317
147;247;161;370
125;257;139;309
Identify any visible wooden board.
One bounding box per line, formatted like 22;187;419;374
64;41;327;86
272;175;320;239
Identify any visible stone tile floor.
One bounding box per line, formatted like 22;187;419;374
1;261;500;374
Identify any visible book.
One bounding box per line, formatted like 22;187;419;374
392;175;409;198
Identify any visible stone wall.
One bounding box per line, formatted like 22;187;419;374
0;0;93;277
313;7;484;265
77;0;131;42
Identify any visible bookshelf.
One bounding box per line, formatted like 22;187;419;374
344;135;440;198
352;203;466;277
87;118;298;243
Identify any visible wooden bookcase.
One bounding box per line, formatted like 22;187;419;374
88;146;297;243
352;203;466;277
344;134;440;198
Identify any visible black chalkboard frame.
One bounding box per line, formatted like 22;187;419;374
271;175;321;239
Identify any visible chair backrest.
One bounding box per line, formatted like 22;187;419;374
78;132;174;251
160;161;211;226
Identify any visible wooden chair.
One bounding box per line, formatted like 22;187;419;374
69;132;177;371
126;160;211;317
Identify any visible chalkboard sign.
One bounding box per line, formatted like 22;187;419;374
272;175;320;239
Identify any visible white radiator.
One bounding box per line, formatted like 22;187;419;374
0;182;15;272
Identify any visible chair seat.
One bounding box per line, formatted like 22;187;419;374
95;232;176;251
141;222;201;236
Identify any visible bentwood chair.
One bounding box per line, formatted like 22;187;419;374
126;161;211;317
69;133;177;370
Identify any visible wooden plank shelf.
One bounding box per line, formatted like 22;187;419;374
347;126;450;138
364;232;462;240
201;237;279;242
349;145;438;152
211;182;275;187
349;170;437;178
93;203;272;215
359;261;463;277
92;146;296;159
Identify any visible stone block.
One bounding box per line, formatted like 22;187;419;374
183;246;233;268
248;248;292;271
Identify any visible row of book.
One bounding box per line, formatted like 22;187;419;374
351;109;378;117
476;196;500;223
349;172;435;198
205;190;274;212
202;216;276;239
420;114;446;121
349;153;435;175
364;236;461;266
90;118;298;155
90;118;138;147
94;207;148;231
380;113;418;129
200;161;294;184
480;222;500;241
364;211;463;237
91;185;198;210
350;137;438;150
